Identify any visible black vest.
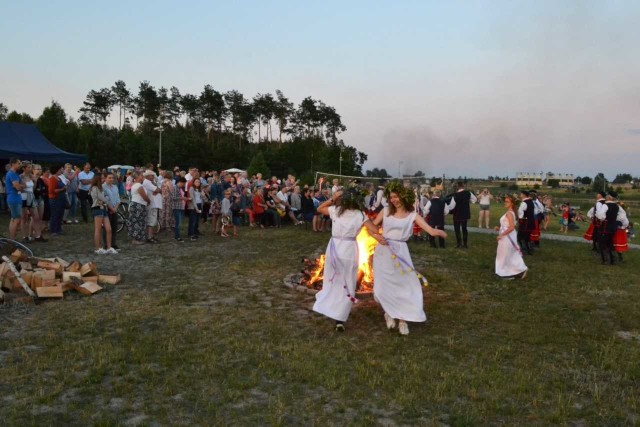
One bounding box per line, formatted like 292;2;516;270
453;190;471;221
428;198;446;227
603;202;619;233
520;199;535;230
592;199;605;222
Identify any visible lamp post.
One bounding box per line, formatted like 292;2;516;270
154;125;164;168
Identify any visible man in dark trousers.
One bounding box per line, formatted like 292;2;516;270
448;182;477;248
586;191;606;252
424;189;453;248
596;191;620;265
517;190;536;255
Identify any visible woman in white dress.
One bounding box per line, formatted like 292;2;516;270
372;182;447;336
494;195;528;279
313;188;386;331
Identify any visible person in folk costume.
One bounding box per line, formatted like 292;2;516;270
584;191;606;252
447;181;477;248
613;201;630;262
529;190;544;248
494;195;528;279
595;191;626;265
517;190;536;255
313;185;386;332
423;189;454;249
371;181;447;336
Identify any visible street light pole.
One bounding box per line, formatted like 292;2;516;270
154;126;164;168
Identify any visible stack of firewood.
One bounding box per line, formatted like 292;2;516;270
0;249;121;304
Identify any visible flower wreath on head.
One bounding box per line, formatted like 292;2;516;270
384;180;415;208
339;180;368;211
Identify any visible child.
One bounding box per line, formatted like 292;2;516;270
171;177;189;242
560;204;569;233
220;189;232;237
230;192;242;237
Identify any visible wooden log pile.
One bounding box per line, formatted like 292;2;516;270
0;249;121;305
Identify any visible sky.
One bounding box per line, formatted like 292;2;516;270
1;0;639;179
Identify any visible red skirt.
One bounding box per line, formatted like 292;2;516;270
613;229;628;252
583;223;595;241
530;220;540;242
413;223;421;236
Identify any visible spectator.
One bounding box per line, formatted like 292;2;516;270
276;186;303;225
143;170;162;243
6;159;25;240
48;165;67;236
127;171;149;245
159;171;175;231
265;187;281;228
20;162;36;242
242;184;256;227
187;177;203;241
31;164;47;242
103;172;121;250
171;177;189;241
90;175;117;254
63;163;79;224
301;188;316;223
252;187;268;228
77;162;94;223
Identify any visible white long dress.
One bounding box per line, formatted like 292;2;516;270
373;209;427;322
313;206;366;322
495;211;528;277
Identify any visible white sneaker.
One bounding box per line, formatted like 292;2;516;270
384;313;396;330
94;248;107;255
398;321;409;336
105;247;118;254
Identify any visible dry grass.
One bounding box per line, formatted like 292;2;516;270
0;218;639;425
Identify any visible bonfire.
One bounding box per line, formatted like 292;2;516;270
300;228;379;293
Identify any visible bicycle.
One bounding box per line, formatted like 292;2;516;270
115;196;160;234
0;236;34;258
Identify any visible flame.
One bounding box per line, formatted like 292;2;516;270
356;227;378;292
304;227;379;293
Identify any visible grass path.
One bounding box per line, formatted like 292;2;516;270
0;220;639;425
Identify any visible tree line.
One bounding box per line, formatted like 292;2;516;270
0;81;367;183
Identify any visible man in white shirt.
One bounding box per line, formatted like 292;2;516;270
77;163;94;223
143;170;162;243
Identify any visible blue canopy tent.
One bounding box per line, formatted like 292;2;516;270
0;121;86;163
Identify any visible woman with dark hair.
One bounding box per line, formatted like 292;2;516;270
90;175;117;254
31;164;48;242
48;165;67;235
371;181;447;336
494;195;527;279
313;187;386;331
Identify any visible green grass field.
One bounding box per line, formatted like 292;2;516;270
0;219;639;425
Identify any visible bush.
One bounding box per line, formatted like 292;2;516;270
500;182;508;188
616;186;624;194
533;184;540;190
508;184;519;191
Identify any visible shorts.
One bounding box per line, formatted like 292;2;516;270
479;204;490;211
146;207;159;227
91;207;107;218
232;216;241;226
8;202;22;219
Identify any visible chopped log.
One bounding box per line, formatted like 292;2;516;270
55;257;70;268
80;262;98;277
31;273;43;289
36;285;63;298
42;279;59;287
66;261;81;272
1;277;12;292
61;282;75;292
82;276;98;283
22;271;33;287
19;262;32;271
1;256;36;299
62;271;82;282
75;282;102;295
37;261;63;276
0;287;4;304
0;262;7;277
98;274;121;285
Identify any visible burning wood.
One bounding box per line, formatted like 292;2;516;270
299;228;379;293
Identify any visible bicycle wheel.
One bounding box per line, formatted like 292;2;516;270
0;238;34;258
116;212;127;233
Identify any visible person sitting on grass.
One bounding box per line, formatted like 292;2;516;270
90;175;117;254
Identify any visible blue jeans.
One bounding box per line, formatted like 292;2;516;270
173;209;183;239
67;192;78;219
49;197;65;233
187;209;198;237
